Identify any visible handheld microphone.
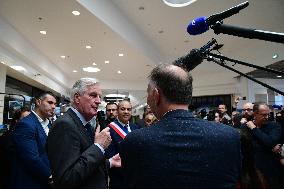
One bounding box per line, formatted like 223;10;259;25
187;1;249;35
173;38;217;72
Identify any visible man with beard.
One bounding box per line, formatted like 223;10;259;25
240;102;254;124
242;102;281;189
105;102;118;126
105;100;139;189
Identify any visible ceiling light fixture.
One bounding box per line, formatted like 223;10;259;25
40;30;47;35
117;70;122;74
73;70;78;73
86;45;92;49
277;75;282;78
0;61;5;64
72;11;80;16
83;67;101;72
272;54;279;59
92;62;97;65
10;66;26;71
118;53;124;57
60;55;66;59
105;60;110;64
162;0;197;7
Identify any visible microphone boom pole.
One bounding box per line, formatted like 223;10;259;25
205;54;284;96
212;22;284;44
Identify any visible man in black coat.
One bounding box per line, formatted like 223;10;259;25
120;64;241;189
47;78;121;189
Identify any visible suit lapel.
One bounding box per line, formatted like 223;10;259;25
30;112;47;138
67;109;92;144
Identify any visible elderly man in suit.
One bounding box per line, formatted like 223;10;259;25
10;91;56;189
47;78;121;189
105;100;139;189
120;64;242;189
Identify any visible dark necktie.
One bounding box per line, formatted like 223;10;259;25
85;123;93;142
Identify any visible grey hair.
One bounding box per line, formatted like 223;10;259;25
70;78;99;104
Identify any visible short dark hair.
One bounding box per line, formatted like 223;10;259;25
106;102;118;108
34;91;56;107
118;100;131;109
35;91;56;100
149;64;193;104
253;102;267;113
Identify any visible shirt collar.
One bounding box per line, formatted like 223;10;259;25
70;107;88;126
117;118;129;127
32;110;49;127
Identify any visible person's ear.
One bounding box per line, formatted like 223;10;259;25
153;88;161;106
35;98;41;107
74;93;81;104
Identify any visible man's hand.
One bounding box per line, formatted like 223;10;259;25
272;144;282;154
240;118;247;124
94;125;112;149
110;153;121;168
246;121;256;130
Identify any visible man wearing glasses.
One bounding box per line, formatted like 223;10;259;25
240;102;254;124
242;102;281;189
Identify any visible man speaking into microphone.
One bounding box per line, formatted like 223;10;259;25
119;59;242;188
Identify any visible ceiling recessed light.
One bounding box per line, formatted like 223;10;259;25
117;70;122;74
73;70;78;73
86;45;92;49
10;66;26;71
72;11;80;16
272;54;279;59
83;67;101;72
60;55;66;59
277;75;282;78
105;60;110;64
118;53;124;57
162;0;197;7
40;30;47;35
92;62;97;65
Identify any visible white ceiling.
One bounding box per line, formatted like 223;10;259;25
0;0;283;107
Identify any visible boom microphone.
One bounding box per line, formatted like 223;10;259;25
187;1;249;35
173;38;217;72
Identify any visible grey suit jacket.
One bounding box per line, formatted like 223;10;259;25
47;109;109;189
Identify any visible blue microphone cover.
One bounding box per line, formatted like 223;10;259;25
187;16;209;35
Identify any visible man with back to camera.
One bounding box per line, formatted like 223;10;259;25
10;91;56;189
241;102;281;189
120;64;241;189
47;78;121;189
105;100;139;189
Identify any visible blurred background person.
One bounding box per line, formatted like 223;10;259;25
241;102;281;189
144;113;158;127
136;104;152;128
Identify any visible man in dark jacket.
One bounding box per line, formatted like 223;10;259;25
47;78;121;189
120;64;241;189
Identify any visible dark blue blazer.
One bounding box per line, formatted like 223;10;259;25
105;119;139;189
105;119;139;159
10;112;51;189
120;109;242;189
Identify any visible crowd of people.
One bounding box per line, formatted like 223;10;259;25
0;61;284;189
